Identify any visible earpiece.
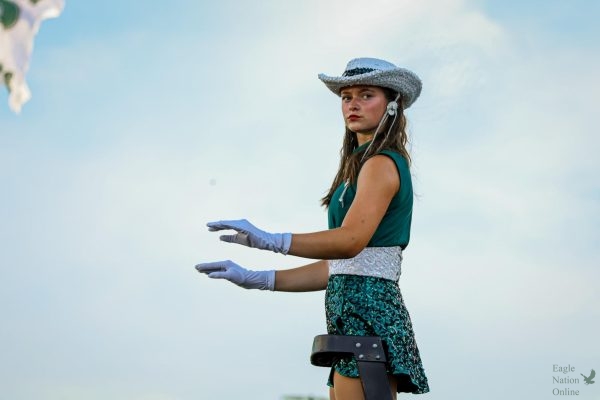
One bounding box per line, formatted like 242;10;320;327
386;101;398;116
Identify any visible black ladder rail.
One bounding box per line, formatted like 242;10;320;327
310;334;393;400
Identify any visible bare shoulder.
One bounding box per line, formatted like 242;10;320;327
357;154;400;193
363;153;398;171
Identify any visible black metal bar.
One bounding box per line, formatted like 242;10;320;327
310;334;393;400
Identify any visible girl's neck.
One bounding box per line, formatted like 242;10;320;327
356;133;374;146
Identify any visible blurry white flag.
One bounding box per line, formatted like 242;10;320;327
0;0;64;113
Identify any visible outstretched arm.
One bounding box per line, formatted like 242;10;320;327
206;155;400;260
196;259;329;292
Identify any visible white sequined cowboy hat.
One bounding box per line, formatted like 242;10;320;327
318;57;422;109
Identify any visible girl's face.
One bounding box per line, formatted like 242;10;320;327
340;85;388;136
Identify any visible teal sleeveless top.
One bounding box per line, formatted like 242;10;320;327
327;143;413;249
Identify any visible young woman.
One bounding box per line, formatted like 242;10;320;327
196;57;430;399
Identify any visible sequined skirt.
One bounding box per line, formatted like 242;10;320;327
325;274;430;394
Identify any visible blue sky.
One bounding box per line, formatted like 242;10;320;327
1;1;599;399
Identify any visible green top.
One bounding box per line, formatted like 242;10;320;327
327;142;413;249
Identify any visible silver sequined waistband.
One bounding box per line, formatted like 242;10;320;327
329;246;402;281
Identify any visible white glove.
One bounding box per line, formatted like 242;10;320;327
195;260;275;291
207;219;292;255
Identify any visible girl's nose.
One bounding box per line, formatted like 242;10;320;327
348;98;359;111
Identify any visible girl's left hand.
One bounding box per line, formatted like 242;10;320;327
195;260;275;290
206;219;292;254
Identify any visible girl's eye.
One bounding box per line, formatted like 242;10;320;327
362;93;372;99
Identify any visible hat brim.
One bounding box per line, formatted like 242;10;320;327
318;68;422;109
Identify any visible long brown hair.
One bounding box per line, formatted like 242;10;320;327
321;88;411;207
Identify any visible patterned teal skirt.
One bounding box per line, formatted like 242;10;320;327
325;274;430;394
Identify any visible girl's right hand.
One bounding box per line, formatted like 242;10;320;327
206;219;292;255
